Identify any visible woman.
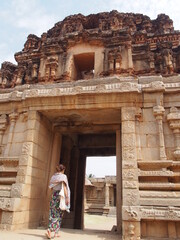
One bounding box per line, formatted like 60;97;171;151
46;164;70;239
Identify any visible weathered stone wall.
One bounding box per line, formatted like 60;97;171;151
0;111;53;230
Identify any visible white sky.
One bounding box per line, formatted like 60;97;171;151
0;0;180;65
86;156;116;177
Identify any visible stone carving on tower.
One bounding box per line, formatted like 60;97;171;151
0;11;180;87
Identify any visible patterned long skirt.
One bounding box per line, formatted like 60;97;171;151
48;190;64;233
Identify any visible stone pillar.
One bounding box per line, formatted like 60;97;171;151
116;129;122;233
167;107;180;160
121;107;140;240
127;44;133;70
105;183;110;207
0;114;8;154
153;105;167;160
4;112;18;156
74;153;86;229
135;108;142;161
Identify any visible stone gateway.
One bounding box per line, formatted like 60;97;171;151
0;11;180;239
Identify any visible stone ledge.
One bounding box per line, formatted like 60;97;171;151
0;76;179;103
140;206;180;221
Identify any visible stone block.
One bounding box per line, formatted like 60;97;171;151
122;206;140;221
11;183;23;198
123;180;138;189
122;133;136;148
146;134;159;147
164;134;175;148
122;220;141;240
12;198;44;211
140;122;158;134
141;147;159;161
123;189;140;206
139;134;146;147
18;165;46;179
9;143;22;156
19;154;32;166
121;107;136;121
27;119;40;131
142;108;155;122
12;132;25;143
1;211;13;224
121;121;136;134
26;130;39;144
11;183;45;199
14;122;26;133
28;111;41;121
0;190;11;197
122;147;137;161
168;222;177;238
163;122;173;134
21;142;34;156
122;169;139;181
16;175;43;185
0;198;14;211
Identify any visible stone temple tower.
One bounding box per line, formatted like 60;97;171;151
0;11;180;239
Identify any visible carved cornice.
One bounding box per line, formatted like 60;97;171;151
139;169;180;177
0;157;19;164
140;206;180;221
0;77;179;103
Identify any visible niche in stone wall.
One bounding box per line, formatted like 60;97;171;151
73;53;95;80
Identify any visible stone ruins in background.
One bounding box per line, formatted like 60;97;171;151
0;11;180;239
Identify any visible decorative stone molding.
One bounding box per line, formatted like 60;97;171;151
0;198;12;211
135;108;142;161
142;81;165;92
0;114;8;154
123;181;138;189
4;112;18;157
140;206;180;220
124;190;139;206
123;169;138;180
122;206;140;221
153;105;167;160
140;191;180;198
167;107;180;160
11;183;23;198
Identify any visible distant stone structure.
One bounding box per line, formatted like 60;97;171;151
0;11;180;239
85;176;116;215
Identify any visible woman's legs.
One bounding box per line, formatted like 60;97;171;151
47;191;61;237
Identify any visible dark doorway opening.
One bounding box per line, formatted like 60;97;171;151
73;53;95;80
59;132;116;230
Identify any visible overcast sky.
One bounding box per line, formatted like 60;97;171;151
0;0;180;66
86;156;116;178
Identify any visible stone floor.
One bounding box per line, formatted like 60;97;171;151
0;214;120;240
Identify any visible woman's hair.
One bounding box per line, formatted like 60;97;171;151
56;164;66;173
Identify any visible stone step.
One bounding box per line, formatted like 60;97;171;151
0;166;18;172
0;190;11;197
0;177;16;184
139;182;180;190
0;185;11;191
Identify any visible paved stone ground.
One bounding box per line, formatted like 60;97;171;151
0;214;120;240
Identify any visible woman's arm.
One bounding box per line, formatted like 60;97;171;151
63;182;69;205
